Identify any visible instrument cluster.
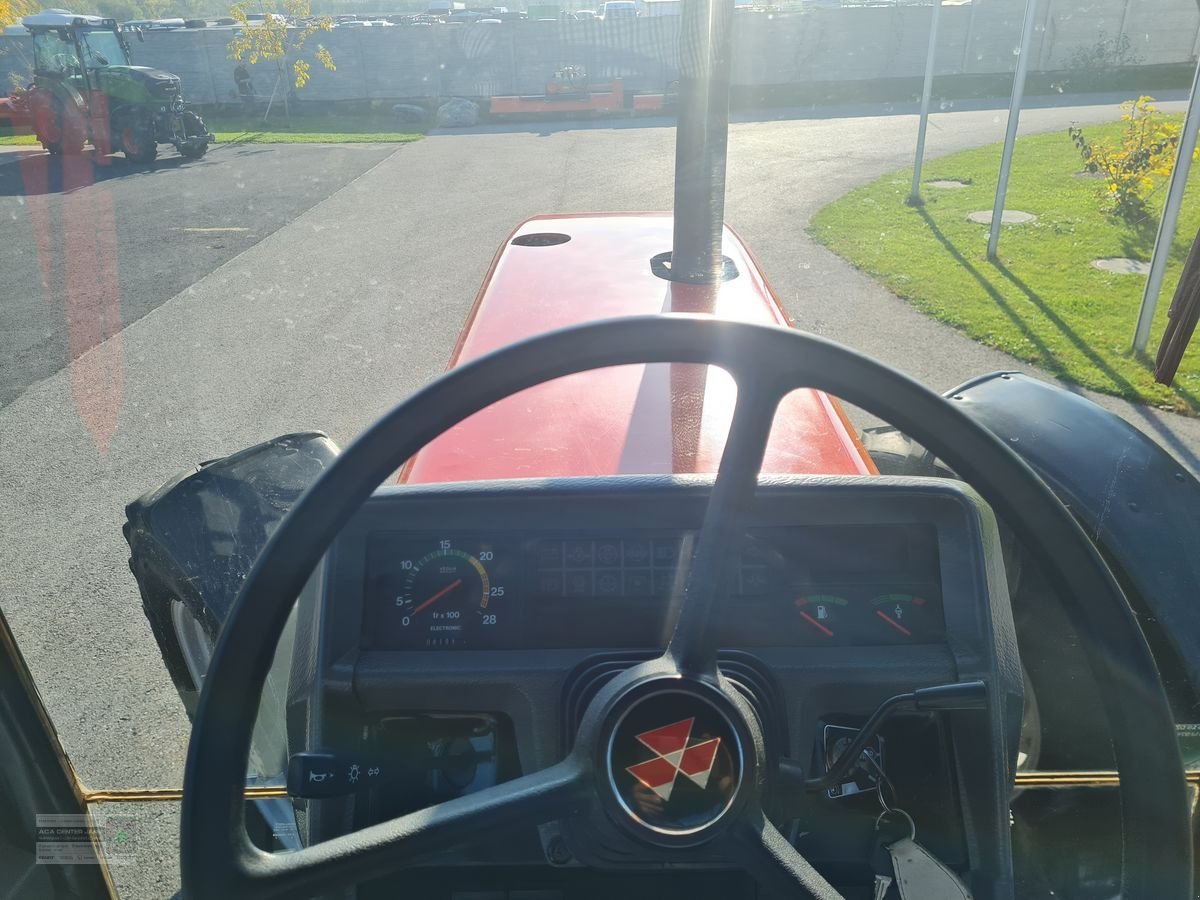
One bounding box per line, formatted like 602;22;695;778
361;524;945;651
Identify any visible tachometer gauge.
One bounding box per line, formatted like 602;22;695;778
392;542;503;648
869;592;932;642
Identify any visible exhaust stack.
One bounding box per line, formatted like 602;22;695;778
669;0;735;284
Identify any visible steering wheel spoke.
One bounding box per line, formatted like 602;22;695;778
665;377;783;677
236;758;588;899
730;811;843;900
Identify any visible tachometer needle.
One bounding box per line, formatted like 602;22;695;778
412;579;463;616
876;609;912;637
797;610;834;638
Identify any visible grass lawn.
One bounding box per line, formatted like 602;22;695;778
1;114;424;146
208;113;424;145
809;119;1200;414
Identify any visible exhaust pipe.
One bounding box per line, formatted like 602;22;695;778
669;0;735;285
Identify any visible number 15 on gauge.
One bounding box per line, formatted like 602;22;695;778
392;541;504;648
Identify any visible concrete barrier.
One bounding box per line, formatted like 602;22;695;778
1;0;1197;106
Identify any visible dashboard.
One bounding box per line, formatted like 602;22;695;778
295;476;1020;895
360;524;946;650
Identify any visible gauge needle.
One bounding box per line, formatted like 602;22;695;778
412;579;463;616
876;609;912;637
797;610;834;638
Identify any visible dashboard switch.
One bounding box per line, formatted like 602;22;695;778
287;752;389;799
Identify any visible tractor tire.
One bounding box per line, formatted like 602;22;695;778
120;119;158;164
43;101;86;156
179;110;209;159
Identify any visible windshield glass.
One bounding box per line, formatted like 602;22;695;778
31;29;79;75
3;0;1200;897
79;28;124;66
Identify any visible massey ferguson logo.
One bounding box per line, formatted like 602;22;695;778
625;717;721;802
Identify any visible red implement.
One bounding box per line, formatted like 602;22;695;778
490;79;626;116
0;95;32;133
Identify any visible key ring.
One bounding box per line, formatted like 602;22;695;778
864;749;898;809
871;753;916;842
874;806;916;843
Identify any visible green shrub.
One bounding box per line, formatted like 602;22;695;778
1067;96;1191;227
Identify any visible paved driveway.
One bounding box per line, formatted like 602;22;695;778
0;142;398;407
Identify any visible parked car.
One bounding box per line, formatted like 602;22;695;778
600;0;638;18
642;0;680;15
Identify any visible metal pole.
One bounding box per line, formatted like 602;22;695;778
1133;55;1200;352
671;0;735;284
986;0;1039;260
910;0;944;205
263;70;279;123
959;0;979;73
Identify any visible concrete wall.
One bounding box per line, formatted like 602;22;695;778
2;0;1197;106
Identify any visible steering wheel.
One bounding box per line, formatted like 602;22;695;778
181;316;1191;899
52;54;78;74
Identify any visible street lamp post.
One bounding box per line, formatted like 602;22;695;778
909;0;944;206
987;0;1039;261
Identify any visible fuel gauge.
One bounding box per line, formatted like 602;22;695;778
794;594;846;640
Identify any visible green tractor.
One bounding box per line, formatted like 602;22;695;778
23;10;213;162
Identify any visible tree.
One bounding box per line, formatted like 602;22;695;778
94;0;145;22
1;0;40;94
227;0;335;120
0;0;42;27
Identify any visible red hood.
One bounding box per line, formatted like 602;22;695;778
401;213;874;483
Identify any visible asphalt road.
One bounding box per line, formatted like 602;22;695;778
0;142;399;408
2;96;1199;898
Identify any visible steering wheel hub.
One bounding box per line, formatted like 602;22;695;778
605;685;746;839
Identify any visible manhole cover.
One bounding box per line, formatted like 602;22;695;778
967;210;1037;225
928;180;969;189
1092;257;1150;275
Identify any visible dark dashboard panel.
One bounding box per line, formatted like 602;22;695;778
360;524;944;651
303;477;1019;887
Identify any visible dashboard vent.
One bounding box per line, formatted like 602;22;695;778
561;651;788;754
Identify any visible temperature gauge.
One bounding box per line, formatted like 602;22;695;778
870;592;935;643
